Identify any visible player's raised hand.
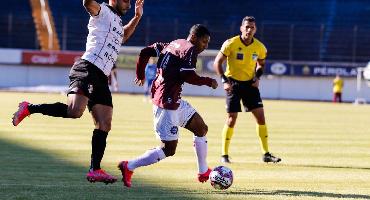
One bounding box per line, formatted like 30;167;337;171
134;0;144;18
82;0;100;16
134;78;145;86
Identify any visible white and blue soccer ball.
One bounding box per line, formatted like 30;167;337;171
209;166;233;190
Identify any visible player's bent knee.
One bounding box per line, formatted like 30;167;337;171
99;126;111;133
256;117;265;125
201;124;208;136
195;132;207;137
97;121;111;132
227;118;237;127
163;148;176;157
203;124;208;133
194;124;208;137
67;110;84;119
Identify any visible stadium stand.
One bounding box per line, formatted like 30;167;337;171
0;0;37;49
1;0;370;62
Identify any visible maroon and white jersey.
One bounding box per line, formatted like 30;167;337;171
136;39;213;110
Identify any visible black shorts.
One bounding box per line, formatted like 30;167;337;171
226;78;263;113
67;59;113;111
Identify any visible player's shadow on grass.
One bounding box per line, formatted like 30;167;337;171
0;138;203;200
225;189;370;199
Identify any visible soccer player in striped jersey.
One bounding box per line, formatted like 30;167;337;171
213;16;281;164
12;0;144;184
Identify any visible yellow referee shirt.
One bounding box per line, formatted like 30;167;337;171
220;36;267;81
333;77;344;93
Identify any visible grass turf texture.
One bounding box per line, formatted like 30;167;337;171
0;92;369;200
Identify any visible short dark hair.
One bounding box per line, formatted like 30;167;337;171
242;16;256;25
189;24;211;38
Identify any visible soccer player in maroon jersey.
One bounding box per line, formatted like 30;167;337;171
118;24;218;188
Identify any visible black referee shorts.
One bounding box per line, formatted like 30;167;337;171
226;78;263;113
67;59;113;111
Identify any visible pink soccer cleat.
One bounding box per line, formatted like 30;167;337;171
12;101;31;126
118;161;134;188
86;169;117;184
198;168;212;183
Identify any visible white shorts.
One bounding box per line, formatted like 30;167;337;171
152;99;196;141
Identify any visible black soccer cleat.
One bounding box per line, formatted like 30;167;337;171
221;155;231;163
263;152;281;163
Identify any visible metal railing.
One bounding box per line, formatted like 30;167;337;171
40;0;54;50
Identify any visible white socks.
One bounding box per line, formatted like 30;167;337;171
127;147;166;171
193;136;208;174
126;136;208;174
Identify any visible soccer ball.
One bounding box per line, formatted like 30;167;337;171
209;166;233;190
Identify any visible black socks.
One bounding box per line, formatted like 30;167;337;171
28;102;68;118
90;129;108;170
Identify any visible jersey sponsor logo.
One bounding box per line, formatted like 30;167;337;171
116;18;123;26
107;43;119;54
252;53;258;61
112;26;123;37
170;126;178;135
104;51;115;63
236;53;244;60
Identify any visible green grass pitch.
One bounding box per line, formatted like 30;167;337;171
1;92;369;200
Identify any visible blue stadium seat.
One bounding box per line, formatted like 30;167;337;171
0;0;36;49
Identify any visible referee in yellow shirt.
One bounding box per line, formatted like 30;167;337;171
333;74;344;103
213;16;281;163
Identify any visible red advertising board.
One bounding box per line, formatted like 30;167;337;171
22;50;83;66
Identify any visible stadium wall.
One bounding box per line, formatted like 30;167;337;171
1;48;369;103
2;64;370;103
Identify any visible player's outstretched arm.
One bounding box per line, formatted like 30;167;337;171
83;0;100;16
181;71;217;89
123;0;144;43
135;43;166;84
